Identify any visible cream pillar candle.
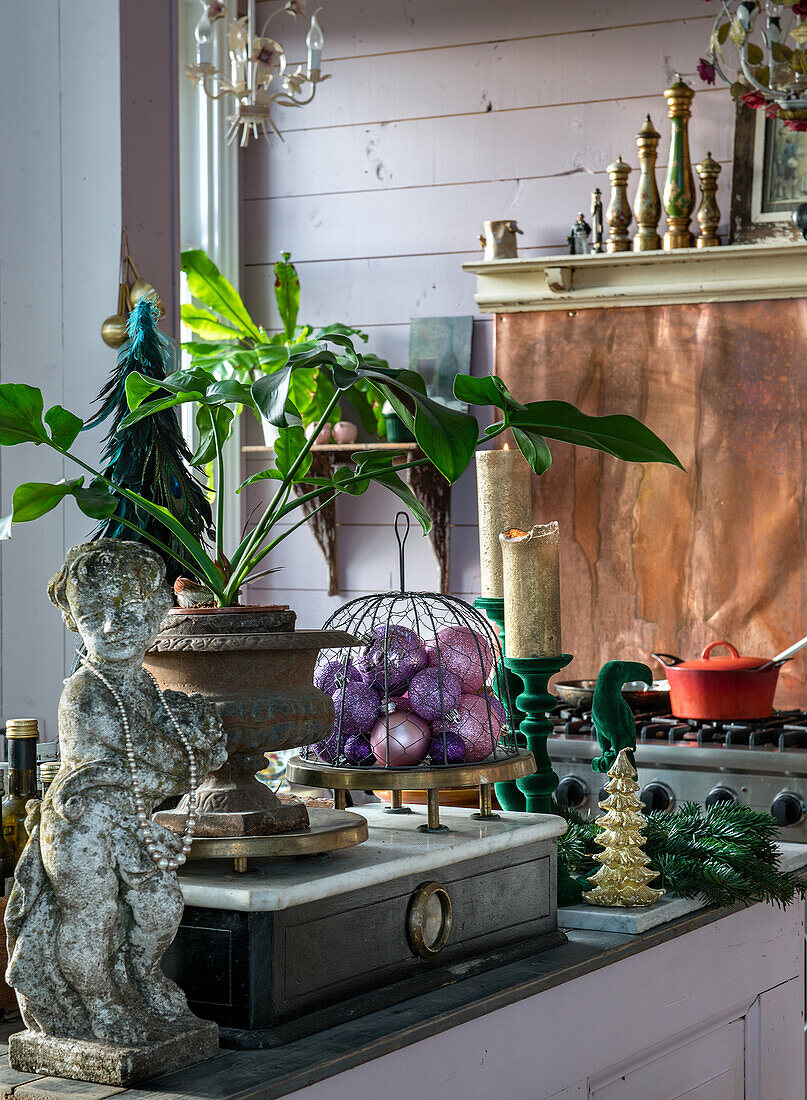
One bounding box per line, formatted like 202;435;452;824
499;523;562;657
475;447;532;598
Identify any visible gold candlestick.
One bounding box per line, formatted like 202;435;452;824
633;116;662;252
605;156;633;253
662;79;696;251
475;448;532;599
499;523;561;658
695;152;722;248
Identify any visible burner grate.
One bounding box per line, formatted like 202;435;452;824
551;702;807;752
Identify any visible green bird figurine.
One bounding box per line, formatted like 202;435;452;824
591;660;653;774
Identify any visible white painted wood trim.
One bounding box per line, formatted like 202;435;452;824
463;241;807;313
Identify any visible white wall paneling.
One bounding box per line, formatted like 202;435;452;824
0;1;180;731
240;0;736;622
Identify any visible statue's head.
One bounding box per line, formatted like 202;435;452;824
48;540;173;665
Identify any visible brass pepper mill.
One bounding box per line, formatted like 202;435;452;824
633;116;662;251
605;157;633;253
662;78;696;250
695;152;722;248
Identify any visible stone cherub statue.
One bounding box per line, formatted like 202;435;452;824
6;540;227;1085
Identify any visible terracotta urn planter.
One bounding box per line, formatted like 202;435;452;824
147;605;355;837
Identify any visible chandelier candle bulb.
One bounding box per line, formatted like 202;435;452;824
307;13;324;77
475;448;532;599
500;523;562;659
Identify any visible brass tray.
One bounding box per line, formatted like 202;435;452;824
286;750;536;833
185;808;368;872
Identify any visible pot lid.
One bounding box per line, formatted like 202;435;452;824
675;640;767;671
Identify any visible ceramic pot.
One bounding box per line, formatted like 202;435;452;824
332;420;358;444
653;640;780;721
147;606;355;836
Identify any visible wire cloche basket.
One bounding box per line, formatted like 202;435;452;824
299;514;519;774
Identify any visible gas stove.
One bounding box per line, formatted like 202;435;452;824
547;704;807;841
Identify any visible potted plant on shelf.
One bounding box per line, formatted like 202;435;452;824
181;248;387;444
0;291;681;836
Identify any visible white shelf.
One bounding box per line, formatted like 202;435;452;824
462;241;807;312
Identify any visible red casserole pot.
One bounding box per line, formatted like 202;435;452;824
652;640;780;721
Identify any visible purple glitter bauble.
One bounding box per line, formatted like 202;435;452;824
358;624;428;694
314;659;361;698
427;626;494;693
428;732;466;765
439;692;503;762
369;709;431;767
332;682;382;737
343;733;376;767
407;667;462;722
312;725;341;764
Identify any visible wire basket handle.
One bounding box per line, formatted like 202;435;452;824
394;511;410;593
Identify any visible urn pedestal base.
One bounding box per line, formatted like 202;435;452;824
8;1020;219;1087
144;610;356;840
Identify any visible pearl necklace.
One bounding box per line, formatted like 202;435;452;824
79;658;198;871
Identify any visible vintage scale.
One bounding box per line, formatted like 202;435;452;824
166;517;562;1049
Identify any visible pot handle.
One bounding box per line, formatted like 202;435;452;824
651;652;683;667
701;640;740;661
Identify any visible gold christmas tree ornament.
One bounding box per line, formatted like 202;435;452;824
584;748;665;908
633;116;662;252
695;152;722;248
605;156;633;253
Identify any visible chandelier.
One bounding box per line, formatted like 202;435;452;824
187;0;328;147
699;2;807;129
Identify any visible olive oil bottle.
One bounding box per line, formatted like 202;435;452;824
3;718;40;869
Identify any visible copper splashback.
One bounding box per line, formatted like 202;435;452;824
495;301;807;708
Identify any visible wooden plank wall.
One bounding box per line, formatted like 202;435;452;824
240;0;735;622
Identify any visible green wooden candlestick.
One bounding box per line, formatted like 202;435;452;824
505;654;573;814
474;596;527;812
505;653;581;905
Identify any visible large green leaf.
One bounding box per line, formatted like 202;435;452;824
274;252;300;339
192;405;235;465
453;373;526;413
509;401;683;468
0;384;48;446
511;427;552;475
274;425;312;482
45;405;83;450
252;364;294;427
254;344;291;371
182;250;262;340
180;305;244;342
3;477;116;530
373;470;432;534
238;469;333;493
408;391;479;482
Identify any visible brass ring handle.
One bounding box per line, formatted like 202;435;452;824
406;881;452;959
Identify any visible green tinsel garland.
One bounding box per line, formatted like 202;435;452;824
555;800;807;910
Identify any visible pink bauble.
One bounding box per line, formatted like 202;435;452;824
369;709;431;767
427;626;494;693
440;693;503;762
305;422;332;445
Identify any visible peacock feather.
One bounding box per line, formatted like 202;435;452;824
86;296;213;583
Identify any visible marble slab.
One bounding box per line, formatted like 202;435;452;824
177;805;565;912
558;842;807;934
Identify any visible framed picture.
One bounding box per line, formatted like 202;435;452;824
730;102;805;242
408;316;473;410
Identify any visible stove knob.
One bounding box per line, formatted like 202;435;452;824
771;791;806;828
705;785;739;809
555;776;588;809
640;782;675;814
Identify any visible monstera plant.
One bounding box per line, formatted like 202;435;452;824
0;309;682;607
181;248;387;436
